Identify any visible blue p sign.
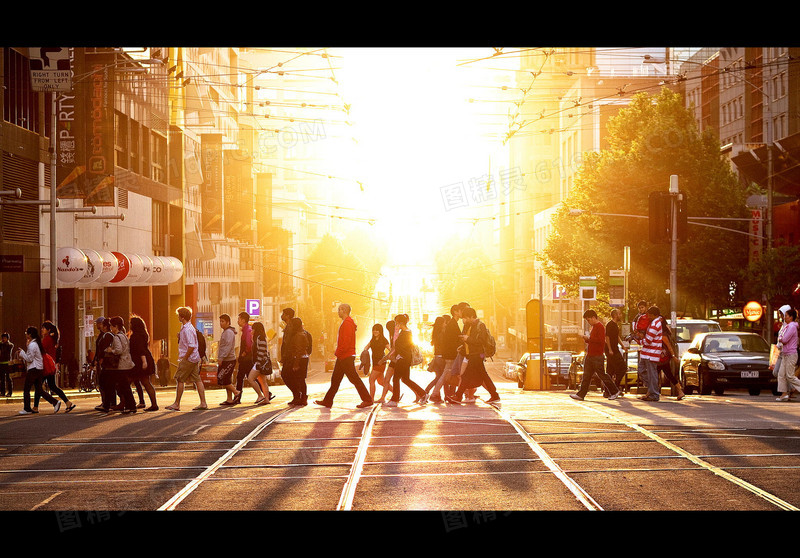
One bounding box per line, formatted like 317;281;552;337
246;299;261;317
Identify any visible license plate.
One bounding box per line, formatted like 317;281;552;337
741;371;759;378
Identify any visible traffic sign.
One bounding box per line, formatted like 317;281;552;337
579;276;596;301
28;48;72;92
552;283;568;302
246;298;261;317
609;270;625;307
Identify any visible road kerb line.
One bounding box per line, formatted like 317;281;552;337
157;407;295;511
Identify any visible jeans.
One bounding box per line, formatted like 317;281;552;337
390;357;425;402
321;356;371;405
23;368;57;411
577;355;618;398
639;357;661;399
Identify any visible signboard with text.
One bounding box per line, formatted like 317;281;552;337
28;47;72;92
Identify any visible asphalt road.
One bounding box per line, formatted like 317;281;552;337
3;359;800;538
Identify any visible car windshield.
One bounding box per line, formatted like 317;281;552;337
702;334;769;354
675;322;722;344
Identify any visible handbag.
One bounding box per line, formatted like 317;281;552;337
43;353;57;376
411;344;424;367
102;351;120;369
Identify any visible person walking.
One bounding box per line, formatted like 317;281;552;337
231;311;253;405
315;303;373;409
246;322;273;405
129;316;158;411
776;308;800;402
284;316;311;406
0;332;14;397
365;323;390;402
422;304;467;404
105;316;137;414
637;306;665;401
92;317;117;412
571;309;622;401
166;307;208;411
657;321;685;400
16;326;61;415
384;314;426;406
374;320;397;404
217;313;241;406
35;321;75;413
448;308;501;404
421;316;448;402
604;309;627;392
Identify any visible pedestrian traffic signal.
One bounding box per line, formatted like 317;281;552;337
648;192;687;244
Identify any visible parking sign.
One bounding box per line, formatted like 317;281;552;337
246;299;261;317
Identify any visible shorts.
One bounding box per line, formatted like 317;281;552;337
175;359;200;383
217;360;236;386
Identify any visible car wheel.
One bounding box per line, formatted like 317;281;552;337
748;387;761;396
713;386;725;396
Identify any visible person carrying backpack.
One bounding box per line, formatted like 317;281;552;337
447;307;500;404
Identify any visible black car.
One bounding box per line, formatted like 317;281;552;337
680;331;777;396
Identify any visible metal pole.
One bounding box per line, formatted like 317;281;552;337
539;275;545;387
50;92;58;327
669;175;678;330
765;80;774;344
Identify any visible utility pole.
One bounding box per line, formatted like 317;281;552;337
669;175;679;330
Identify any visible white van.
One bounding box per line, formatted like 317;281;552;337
672;319;722;357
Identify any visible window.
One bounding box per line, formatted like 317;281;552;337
152;200;168;255
151;132;167;183
114;111;128;168
3;48;41;133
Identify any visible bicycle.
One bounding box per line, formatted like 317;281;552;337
78;363;97;392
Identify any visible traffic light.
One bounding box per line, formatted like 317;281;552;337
649;192;687;244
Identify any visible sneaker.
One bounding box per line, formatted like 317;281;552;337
18;409;34;415
486;396;501;404
777;394;790;402
464;397;477;403
385;400;398;407
53;401;62;414
608;392;620;401
570;393;584;401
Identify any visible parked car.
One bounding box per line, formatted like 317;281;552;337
673;319;722;358
680;331;776;396
508;351;572;388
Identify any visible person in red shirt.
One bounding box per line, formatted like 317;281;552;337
315;303;373;409
571;309;622;401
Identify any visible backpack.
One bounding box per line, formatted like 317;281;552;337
482;324;497;359
195;328;207;361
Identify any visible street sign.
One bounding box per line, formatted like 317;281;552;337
552;283;568;303
579;276;596;301
609;270;625;307
28;48;72;92
246;298;261;317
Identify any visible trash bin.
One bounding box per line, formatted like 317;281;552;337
524;360;544;390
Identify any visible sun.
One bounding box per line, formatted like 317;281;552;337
333;47;497;268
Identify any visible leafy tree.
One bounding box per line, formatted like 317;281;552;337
744;245;800;308
540;87;752;319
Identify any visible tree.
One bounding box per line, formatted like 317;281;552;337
541;87;752;319
744;245;800;308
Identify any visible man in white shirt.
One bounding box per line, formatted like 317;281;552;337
166;306;208;411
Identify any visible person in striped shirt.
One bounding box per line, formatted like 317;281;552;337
638;306;664;401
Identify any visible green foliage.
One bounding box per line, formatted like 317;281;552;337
541;87;751;317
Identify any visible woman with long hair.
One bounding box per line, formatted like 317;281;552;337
657;322;685;400
365;323;390;401
375;320;397;404
17;326;61;414
105;316;137;414
36;321;75;412
129;315;158;411
247;322;272;404
384;314;426;406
